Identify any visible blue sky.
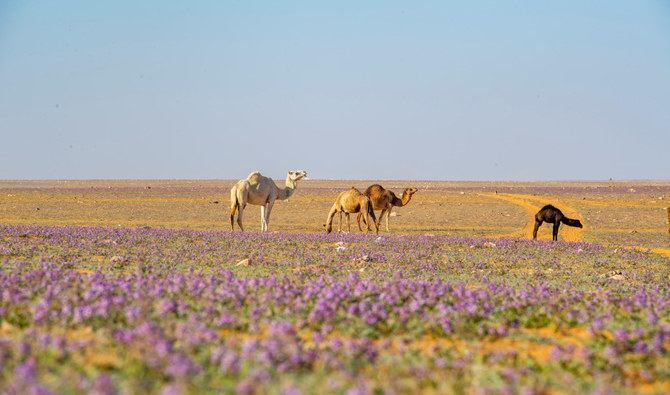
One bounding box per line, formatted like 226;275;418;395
1;1;669;180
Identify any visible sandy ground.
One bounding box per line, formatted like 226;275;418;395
1;179;669;249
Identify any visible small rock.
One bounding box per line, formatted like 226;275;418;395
236;258;250;267
359;255;372;262
483;242;496;248
375;236;383;242
110;255;126;263
335;241;346;247
601;270;622;279
335;246;346;252
389;212;398;217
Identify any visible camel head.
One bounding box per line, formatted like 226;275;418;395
403;187;418;196
284;170;307;190
401;187;418;201
287;170;307;182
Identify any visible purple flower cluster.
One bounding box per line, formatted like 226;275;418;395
0;224;669;393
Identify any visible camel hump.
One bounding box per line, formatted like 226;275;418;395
364;184;383;195
540;204;558;212
247;171;272;184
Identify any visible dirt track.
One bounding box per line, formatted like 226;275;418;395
480;193;583;242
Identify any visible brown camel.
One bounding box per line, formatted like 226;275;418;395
230;170;306;232
532;204;583;241
356;185;418;232
325;188;379;234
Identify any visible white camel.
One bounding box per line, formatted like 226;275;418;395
230;170;307;232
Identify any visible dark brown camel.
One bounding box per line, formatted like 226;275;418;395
356;185;418;232
532;204;583;241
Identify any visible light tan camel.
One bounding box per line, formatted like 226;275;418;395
325;187;379;234
356;185;418;232
230;170;307;232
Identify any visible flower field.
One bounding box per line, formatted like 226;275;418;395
1;223;669;394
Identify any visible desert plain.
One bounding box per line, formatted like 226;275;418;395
1;179;669;248
1;178;670;394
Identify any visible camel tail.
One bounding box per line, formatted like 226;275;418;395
230;187;238;231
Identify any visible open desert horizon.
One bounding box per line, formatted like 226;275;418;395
2;178;669;249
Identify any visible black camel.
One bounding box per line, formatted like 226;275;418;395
532;204;583;241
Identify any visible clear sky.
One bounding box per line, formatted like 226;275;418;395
1;1;669;181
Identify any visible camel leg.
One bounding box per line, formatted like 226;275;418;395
532;219;542;239
361;212;368;233
264;200;275;232
552;221;560;241
356;213;363;232
385;209;391;232
377;208;387;232
230;202;237;231
260;205;266;231
338;211;343;233
370;210;379;235
367;209;386;231
346;213;352;233
230;187;239;231
237;204;246;232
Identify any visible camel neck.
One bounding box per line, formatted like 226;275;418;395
392;193;412;207
277;187;294;200
277;177;296;200
561;217;580;227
